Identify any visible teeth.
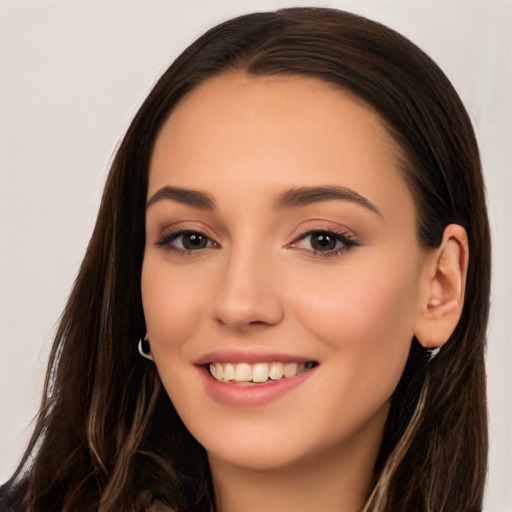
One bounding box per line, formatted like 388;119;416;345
214;363;223;381
208;361;315;384
269;362;284;380
234;363;252;382
284;362;298;378
223;363;235;381
252;363;269;383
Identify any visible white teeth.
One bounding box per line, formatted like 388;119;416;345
214;363;224;381
208;361;315;383
252;363;269;383
269;362;284;380
283;362;298;378
234;363;252;382
223;363;235;381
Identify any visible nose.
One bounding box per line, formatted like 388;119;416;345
213;245;284;331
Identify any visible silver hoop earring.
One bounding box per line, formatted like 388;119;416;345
138;335;153;361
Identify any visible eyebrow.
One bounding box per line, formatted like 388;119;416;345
275;186;382;216
146;184;381;217
146;186;217;210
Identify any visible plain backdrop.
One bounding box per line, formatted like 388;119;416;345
0;1;510;510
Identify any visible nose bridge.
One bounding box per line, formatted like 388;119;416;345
213;236;284;330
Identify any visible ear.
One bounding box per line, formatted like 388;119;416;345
415;224;469;349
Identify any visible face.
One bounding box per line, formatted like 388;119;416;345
141;72;430;473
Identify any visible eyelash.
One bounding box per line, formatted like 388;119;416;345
155;228;359;257
289;229;359;257
155;228;220;254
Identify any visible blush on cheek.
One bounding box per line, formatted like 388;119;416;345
148;298;201;347
293;263;419;362
141;266;199;349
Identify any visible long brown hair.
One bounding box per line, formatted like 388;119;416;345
2;7;490;512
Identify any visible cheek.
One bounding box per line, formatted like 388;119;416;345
290;253;422;376
287;259;422;436
140;259;206;354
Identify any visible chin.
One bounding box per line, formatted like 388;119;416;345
206;439;315;473
189;400;390;481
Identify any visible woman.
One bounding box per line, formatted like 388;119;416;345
1;7;490;512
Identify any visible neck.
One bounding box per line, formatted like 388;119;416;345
209;417;384;512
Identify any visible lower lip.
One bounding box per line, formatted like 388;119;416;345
198;366;317;407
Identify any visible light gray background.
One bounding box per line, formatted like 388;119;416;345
1;1;510;510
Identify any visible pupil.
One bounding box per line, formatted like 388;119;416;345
183;233;207;250
311;232;336;251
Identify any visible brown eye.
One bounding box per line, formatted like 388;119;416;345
181;232;209;250
156;230;218;252
289;228;358;257
309;231;338;251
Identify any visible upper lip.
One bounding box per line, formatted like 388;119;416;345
194;349;317;366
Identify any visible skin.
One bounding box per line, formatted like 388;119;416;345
141;72;440;512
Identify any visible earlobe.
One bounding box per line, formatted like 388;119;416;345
415;224;469;349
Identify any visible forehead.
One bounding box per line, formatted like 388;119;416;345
148;72;415;224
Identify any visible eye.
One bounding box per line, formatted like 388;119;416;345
309;232;339;251
156;229;219;252
291;229;358;256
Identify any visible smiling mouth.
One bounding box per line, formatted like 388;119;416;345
206;361;318;385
